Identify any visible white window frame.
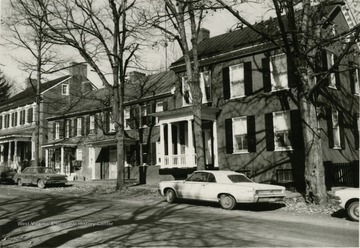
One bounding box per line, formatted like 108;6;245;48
270;53;289;91
182;76;192;106
327;53;337;89
62;84;69;95
76;148;82;161
55;121;60;140
77;117;82;136
200;70;211;103
332;110;341;149
273;111;292;151
229;64;245;98
90;115;95;133
232;116;248;153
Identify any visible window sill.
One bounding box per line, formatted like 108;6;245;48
271;88;289;92
332;146;343;150
233;151;249;154
230;95;246;100
274;148;293;152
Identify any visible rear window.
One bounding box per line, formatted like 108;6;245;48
228;174;253;183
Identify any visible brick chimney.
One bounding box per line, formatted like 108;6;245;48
68;62;87;78
24;78;37;89
197;28;210;43
128;71;146;83
81;80;93;94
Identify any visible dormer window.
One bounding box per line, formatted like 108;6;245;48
62;84;69;95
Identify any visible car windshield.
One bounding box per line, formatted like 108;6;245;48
228;174;253;183
36;168;56;174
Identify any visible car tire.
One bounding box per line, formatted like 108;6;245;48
37;180;45;189
165;189;177;203
219;194;236;210
17;179;23;187
347;201;359;222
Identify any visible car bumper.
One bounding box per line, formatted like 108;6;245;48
44;179;67;185
327;192;342;206
255;195;285;203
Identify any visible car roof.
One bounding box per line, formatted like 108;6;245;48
194;170;244;176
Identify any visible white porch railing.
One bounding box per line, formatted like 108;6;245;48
163;154;196;168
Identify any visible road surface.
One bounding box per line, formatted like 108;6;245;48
0;185;358;247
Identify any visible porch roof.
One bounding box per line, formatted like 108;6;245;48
42;138;79;148
87;137;136;148
0;134;32;143
150;106;221;120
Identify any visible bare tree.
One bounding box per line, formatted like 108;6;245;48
0;69;12;102
33;0;143;190
216;0;360;203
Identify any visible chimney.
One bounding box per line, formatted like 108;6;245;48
128;71;146;83
197;28;210;44
24;78;37;89
68;62;87;78
81;80;93;94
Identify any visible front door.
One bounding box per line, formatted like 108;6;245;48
203;128;213;169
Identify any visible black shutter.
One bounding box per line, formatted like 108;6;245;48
0;115;2;129
27;108;33;123
59;120;65;139
86;115;90;135
262;57;271;92
354;114;359;150
339;111;345;149
288;56;297;88
222;67;230;100
247;116;256;152
105;112;110;133
326;108;334;148
53;122;56;139
68;119;72;137
163;101;168;111
81;117;85;135
334;54;340;89
73;118;78;137
244;62;253;96
349;62;356;94
265;113;274;151
290;110;304;150
225;118;233;154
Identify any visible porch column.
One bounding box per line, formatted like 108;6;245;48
213;120;218;168
13;141;18;163
159;124;165;166
187;119;194;166
60;147;64;174
89;147;96;180
45;149;49;167
0;144;4;163
8;142;12;162
31;141;35;160
167;123;172;166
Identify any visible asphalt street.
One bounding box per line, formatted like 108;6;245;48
0;185;358;247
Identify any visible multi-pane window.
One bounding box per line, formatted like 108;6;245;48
270;53;288;91
273;111;292;150
27;108;33;123
55;121;60;140
350;64;360;95
65;119;70;138
277;170;294;183
200;71;211;102
156;102;163;112
182;76;192;105
77;117;82;136
4;114;10;128
11;112;17;127
327;53;337;88
233;117;248;153
62;84;69;95
20;110;26;125
140;105;147;127
90;115;95;133
229;64;245;98
124;107;130;129
332;110;341;148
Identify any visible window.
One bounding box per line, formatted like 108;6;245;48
182;76;192;105
270;53;288;91
233;117;248;153
11;112;17;127
65;119;70;138
140;105;147;127
273;111;292;150
332;110;341;149
27;108;33;123
76;149;82;160
156;102;164;112
277;170;294;183
229;64;245;98
55;121;60;140
200;71;211;102
4;114;9;128
350;63;360;95
90;115;95;133
20;110;26;125
327;53;337;88
77;117;82;136
124;107;130;129
62;84;69;95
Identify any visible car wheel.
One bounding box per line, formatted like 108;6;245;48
37;180;45;189
165;189;177;203
347;201;359;222
17;179;23;187
219;194;236;210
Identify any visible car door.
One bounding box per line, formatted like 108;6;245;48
180;172;208;200
199;172;219;201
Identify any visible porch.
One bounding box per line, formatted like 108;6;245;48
0;135;33;171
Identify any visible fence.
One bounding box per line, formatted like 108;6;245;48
324;161;359;190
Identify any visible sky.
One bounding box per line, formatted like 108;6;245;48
1;0;358;93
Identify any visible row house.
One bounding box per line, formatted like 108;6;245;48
0;63;93;171
153;3;359;189
43;71;177;182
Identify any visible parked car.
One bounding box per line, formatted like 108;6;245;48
14;167;67;189
331;188;359;221
159;170;286;210
0;166;16;184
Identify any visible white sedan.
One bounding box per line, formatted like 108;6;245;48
332;188;359;221
159;170;286;210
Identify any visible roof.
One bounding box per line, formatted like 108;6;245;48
0;75;71;112
171;3;343;68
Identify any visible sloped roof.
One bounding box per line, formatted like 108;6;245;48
171;3;342;68
0;75;70;112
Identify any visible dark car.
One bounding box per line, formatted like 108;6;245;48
0;166;16;184
14;167;67;189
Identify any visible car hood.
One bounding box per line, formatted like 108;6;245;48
233;182;284;190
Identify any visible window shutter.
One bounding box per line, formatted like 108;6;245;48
244;62;253;96
0;116;2;129
247;115;256;152
59;120;65;139
80;117;85;136
334;54;340;89
326;108;334;148
265;113;275;151
349;62;356;94
53;122;56;139
27;108;33;123
163;101;168;111
68;119;72;138
222;67;230;100
322;50;330;86
290;110;304;150
104;112;110;133
147;102;155;126
262;57;271;92
73;118;78;137
288;57;296;88
354;114;359;150
339;111;345;149
86;115;90;135
94;114;98;134
225;118;233;154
